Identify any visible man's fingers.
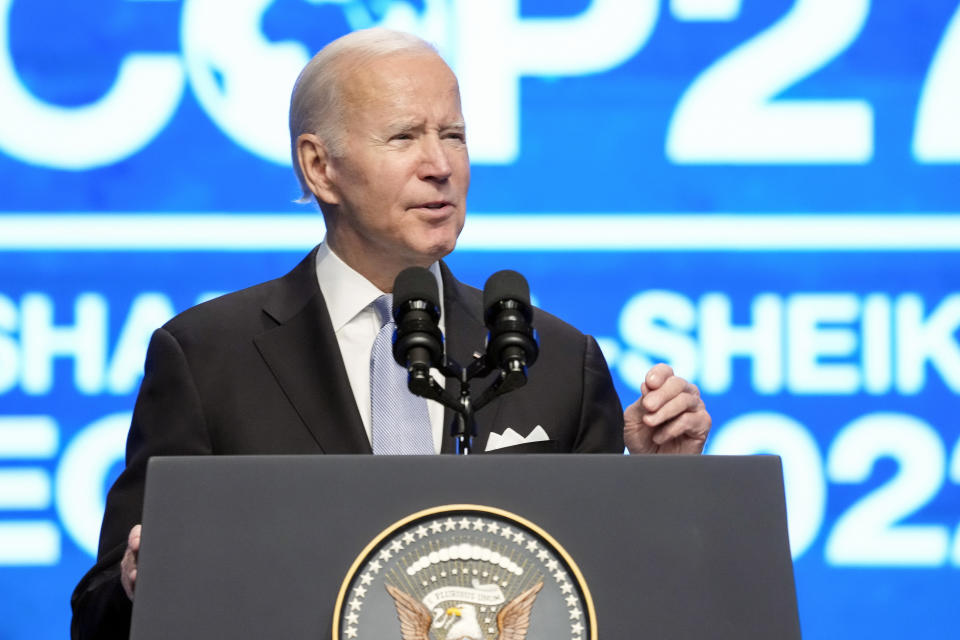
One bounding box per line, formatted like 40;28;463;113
623;394;657;453
627;369;711;455
121;548;136;600
624;418;655;452
121;524;142;601
644;363;675;391
651;409;710;448
641;375;687;415
643;383;700;427
128;523;141;552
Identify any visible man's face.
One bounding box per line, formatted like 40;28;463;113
323;52;469;276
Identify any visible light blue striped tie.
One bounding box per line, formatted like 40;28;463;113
370;294;434;455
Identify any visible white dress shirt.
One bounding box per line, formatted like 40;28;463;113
314;241;446;453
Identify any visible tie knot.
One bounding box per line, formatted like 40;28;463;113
373;294;393;329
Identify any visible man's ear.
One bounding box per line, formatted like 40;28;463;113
297;133;340;205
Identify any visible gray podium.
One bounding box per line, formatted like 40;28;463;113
130;454;801;639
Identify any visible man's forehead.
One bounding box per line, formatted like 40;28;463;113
341;51;459;102
334;53;463;135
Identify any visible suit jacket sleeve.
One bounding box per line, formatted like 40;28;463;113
70;328;213;640
573;334;625;453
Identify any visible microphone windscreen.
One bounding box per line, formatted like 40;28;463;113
483;270;531;311
393;266;440;310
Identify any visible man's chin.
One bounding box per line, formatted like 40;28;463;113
414;229;461;262
416;243;456;266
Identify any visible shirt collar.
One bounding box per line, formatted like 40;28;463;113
315;240;445;332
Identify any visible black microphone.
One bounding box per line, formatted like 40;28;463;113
391;267;443;393
483;270;538;386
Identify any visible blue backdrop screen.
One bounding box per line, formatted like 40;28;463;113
1;1;959;638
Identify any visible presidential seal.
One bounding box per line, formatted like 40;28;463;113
333;504;596;640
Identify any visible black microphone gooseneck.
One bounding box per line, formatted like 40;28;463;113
389;267;540;455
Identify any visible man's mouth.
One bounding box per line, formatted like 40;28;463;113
419;201;452;210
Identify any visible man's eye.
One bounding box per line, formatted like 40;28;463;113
391;133;413;141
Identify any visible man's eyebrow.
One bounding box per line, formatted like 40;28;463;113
383;120;466;134
384;119;421;134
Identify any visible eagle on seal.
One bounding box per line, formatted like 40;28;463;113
385;581;545;640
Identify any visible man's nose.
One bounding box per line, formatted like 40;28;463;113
418;135;453;181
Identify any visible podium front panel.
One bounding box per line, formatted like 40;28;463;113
131;454;800;639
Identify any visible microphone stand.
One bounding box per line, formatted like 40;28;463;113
393;266;536;455
406;352;531;455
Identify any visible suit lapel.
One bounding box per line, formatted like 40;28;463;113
252;254;501;455
253;248;371;454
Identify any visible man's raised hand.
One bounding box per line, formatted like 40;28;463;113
623;363;711;454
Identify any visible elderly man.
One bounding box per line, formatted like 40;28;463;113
71;28;710;639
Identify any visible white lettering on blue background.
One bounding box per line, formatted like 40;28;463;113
0;416;60;565
0;286;957;570
1;289;958;397
20;293;108;396
614;291;960;396
0;0;184;169
699;293;782;395
0;0;663;169
55;413;130;557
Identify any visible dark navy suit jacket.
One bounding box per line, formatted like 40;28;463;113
70;247;624;638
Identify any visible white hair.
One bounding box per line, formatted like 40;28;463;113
288;28;439;203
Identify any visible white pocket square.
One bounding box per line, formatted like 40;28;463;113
485;425;549;452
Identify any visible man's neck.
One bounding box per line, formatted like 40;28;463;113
326;237;434;293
